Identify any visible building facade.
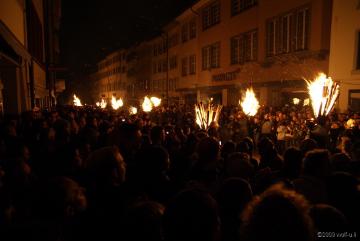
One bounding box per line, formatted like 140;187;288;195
0;0;61;115
94;0;332;107
96;50;128;101
329;0;360;112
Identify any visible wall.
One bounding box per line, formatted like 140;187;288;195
0;0;25;45
328;0;360;112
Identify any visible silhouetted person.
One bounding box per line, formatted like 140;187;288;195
326;172;360;230
191;137;220;192
300;138;318;156
221;140;236;160
240;184;314;241
132;145;172;203
280;147;303;180
309;204;348;232
122;201;164;241
163;189;220;241
330;153;351;173
258;137;283;171
294;149;331;204
150;126;165;146
217;178;252;241
224;152;254;181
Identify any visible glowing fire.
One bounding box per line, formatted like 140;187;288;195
195;103;222;130
293;98;300;105
111;96;123;110
240;88;260;116
306;73;339;118
150;97;161;107
129;106;138;115
142;96;153;112
96;99;107;109
303;98;310;106
73;94;83;106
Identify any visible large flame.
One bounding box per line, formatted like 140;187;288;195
194;103;222;130
73;94;83;106
142;96;153;112
96;99;107;109
306;73;339;118
150;97;161;107
111;96;123;110
240;88;259;116
129;106;138;115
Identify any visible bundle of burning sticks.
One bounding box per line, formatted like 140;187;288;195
306;73;340;118
195;102;222;130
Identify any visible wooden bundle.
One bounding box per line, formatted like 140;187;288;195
195;102;222;130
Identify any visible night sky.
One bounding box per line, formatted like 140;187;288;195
60;0;198;74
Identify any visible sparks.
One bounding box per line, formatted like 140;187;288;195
240;88;260;116
142;96;153;112
194;103;222;130
73;94;83;106
111;96;123;110
129;106;138;115
150;97;161;107
306;73;339;118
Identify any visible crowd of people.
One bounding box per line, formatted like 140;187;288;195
0;103;359;241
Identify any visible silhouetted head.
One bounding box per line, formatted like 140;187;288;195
85;146;126;187
163;189;220;241
135;145;169;176
330;153;351;173
224;152;254;180
309;204;347;232
122;201;165;241
241;184;314;241
300;139;318;156
217;178;252;217
221;141;236;159
197;137;220;163
41;177;87;219
283;147;303;179
303;149;331;178
150;126;165;145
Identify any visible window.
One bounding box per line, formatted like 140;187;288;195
230;30;258;64
281;14;292;53
231;0;258;16
153;62;157;74
182;57;188;76
357;31;360;70
189;19;197;39
202;42;220;70
169;33;179;48
295;8;310;51
189;55;196;74
158;60;162;72
162;59;168;71
169;78;178;91
169;56;177;70
158;43;163;55
202;1;220;30
266;6;310;57
182;24;189;42
266;19;276;56
154;44;158;56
